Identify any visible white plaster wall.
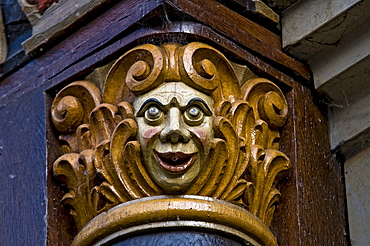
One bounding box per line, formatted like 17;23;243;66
345;148;370;245
282;1;370;244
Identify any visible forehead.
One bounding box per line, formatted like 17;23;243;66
133;82;214;109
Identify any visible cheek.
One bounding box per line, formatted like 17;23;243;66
141;128;161;146
191;128;211;148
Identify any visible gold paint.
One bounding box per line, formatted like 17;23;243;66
51;42;290;244
72;196;277;246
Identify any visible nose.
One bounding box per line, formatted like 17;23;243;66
159;107;191;144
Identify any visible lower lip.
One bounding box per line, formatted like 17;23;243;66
155;152;197;173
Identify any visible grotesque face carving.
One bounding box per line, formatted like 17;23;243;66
52;42;290;236
134;82;214;193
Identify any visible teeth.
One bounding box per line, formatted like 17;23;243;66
154;151;198;173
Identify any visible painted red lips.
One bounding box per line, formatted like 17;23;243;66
154;151;198;173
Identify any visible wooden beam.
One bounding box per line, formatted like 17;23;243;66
271;82;348;245
169;0;311;81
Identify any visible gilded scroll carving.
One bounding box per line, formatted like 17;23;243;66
51;42;290;240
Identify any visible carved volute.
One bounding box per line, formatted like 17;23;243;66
51;42;290;246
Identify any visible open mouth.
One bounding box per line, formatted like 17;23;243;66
154;151;198;173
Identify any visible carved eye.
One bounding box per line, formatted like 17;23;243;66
184;106;204;125
145;106;163;124
188;107;200;117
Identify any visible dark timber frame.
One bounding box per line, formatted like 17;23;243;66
0;0;348;245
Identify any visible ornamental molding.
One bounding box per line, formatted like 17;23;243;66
51;42;290;245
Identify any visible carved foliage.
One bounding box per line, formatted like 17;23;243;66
51;42;290;231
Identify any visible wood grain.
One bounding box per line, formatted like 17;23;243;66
270;83;348;245
46;94;76;246
169;0;311;81
0;1;348;245
0;89;47;245
0;0;309;107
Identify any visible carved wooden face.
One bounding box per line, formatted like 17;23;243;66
134;82;214;193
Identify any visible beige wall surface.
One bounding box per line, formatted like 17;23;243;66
345;148;370;245
282;1;370;245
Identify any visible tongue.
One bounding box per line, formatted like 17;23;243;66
157;152;192;165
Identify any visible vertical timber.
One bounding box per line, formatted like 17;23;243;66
271;82;347;245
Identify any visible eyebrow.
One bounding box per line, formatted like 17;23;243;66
136;98;164;116
136;97;213;116
187;98;213;115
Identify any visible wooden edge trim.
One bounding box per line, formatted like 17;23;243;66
168;0;311;81
72;195;277;246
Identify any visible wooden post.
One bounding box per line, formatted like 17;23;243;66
0;1;348;245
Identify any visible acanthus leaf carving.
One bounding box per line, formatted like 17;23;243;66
51;42;290;233
53;150;96;231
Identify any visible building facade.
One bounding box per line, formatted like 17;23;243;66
1;0;366;245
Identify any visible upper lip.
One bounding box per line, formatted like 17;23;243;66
154;151;198;173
